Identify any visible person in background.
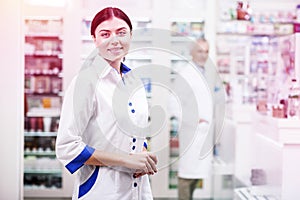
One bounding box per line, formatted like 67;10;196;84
175;38;215;200
190;38;209;74
55;7;157;200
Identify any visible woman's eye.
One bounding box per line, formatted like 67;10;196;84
117;31;127;36
100;32;110;37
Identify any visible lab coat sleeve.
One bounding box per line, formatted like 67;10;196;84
56;73;97;174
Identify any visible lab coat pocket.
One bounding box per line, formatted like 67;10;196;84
115;170;132;190
79;167;120;199
78;166;99;199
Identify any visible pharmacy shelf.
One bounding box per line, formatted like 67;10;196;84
24;188;66;198
217;32;293;37
170;36;196;42
26;108;61;117
24;72;63;77
24;131;57;137
25;52;63;58
25;33;63;38
23;16;70;198
24;169;61;174
24;151;56;156
24;92;63;97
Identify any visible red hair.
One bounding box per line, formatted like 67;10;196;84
90;7;132;37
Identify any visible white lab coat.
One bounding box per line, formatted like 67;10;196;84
56;53;153;200
172;62;214;179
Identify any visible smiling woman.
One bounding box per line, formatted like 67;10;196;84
93;17;132;70
55;7;158;200
91;8;133;73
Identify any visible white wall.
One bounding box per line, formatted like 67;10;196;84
0;0;23;199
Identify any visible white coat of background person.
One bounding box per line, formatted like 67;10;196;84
55;7;158;200
169;38;219;200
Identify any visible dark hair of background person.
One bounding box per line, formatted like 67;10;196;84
90;7;133;37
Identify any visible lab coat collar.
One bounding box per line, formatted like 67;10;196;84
120;62;131;74
191;61;205;75
98;62;131;80
88;53;131;79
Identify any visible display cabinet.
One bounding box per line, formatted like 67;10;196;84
169;20;204;75
217;32;295;106
215;1;296;106
23;17;72;197
216;2;300;200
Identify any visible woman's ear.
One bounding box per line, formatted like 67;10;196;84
92;35;96;42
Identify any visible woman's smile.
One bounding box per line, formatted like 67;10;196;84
108;47;124;55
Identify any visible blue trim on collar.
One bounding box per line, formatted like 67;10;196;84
65;145;95;174
143;141;148;149
78;166;99;198
120;63;131;74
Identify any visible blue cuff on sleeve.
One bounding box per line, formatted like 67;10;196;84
65;145;95;174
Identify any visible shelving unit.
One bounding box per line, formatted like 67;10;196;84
221;4;300;199
216;26;295;105
215;2;300;200
169;20;204;73
215;0;297;106
23;17;72;198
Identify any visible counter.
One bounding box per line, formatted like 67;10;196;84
234;109;300;199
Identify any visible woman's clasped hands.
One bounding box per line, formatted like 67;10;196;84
123;151;158;178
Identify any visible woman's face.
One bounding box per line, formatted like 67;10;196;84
93;17;132;63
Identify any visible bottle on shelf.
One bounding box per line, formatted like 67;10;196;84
296;4;300;23
170;116;179;137
256;69;268;113
287;78;300;119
